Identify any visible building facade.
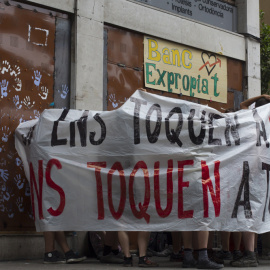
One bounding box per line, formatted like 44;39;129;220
0;0;261;259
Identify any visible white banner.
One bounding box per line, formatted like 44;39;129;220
15;90;270;233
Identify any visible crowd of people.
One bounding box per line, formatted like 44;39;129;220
43;230;265;268
41;94;270;268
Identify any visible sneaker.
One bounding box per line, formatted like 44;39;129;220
232;250;243;261
43;250;66;264
182;257;197;268
116;251;125;259
157;247;172;257
208;249;224;264
230;251;258;267
170;251;183;262
138;256;159;267
100;252;124;264
215;250;233;260
197;259;224;269
65;250;87;264
123;256;133;267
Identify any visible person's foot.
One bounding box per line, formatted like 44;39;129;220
65;250;87;264
170;251;183;262
230;251;258;267
138;256;159;267
232;250;243;261
100;252;124;264
43;250;66;264
215;250;233;260
182;257;197;268
197;259;224;269
157;247;172;257
207;249;224;264
123;256;133;267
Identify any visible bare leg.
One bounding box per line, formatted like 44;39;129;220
44;232;56;253
137;232;158;267
196;231;208;249
221;231;231;251
138;231;150;257
182;231;193;249
55;231;70;253
118;231;131;257
232;232;242;250
242;232;255;252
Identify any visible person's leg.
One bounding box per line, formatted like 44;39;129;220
196;231;224;269
231;232;242;261
215;232;232;261
231;232;257;267
103;231;119;255
207;231;215;250
182;231;197;268
55;231;86;264
104;231;119;251
118;231;131;257
254;233;258;253
43;232;66;264
243;232;254;252
197;231;208;249
172;232;182;253
137;231;150;257
232;232;242;251
55;231;70;253
44;232;56;253
118;231;133;266
100;231;123;263
221;232;230;251
182;231;193;249
170;232;183;262
138;231;158;267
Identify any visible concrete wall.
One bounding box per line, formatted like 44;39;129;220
0;232;89;260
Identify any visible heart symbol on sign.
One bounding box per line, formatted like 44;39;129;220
201;52;217;76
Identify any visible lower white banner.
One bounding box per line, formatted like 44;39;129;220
15;90;270;233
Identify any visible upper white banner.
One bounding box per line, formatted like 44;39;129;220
15;90;270;233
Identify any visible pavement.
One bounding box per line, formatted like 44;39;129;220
1;257;270;270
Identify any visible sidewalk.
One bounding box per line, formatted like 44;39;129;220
1;257;270;270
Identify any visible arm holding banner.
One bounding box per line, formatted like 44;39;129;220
240;94;270;109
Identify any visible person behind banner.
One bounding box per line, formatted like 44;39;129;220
99;231;124;264
230;94;270;268
118;231;159;267
240;94;270;109
43;231;86;264
212;109;243;264
181;231;224;269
